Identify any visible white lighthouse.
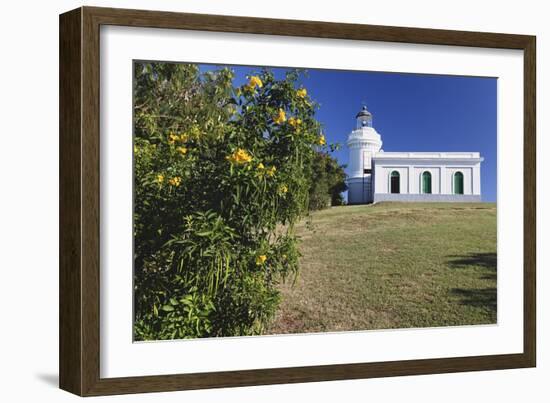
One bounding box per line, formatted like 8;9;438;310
346;105;484;204
346;105;382;204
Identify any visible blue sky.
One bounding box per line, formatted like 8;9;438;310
199;64;497;202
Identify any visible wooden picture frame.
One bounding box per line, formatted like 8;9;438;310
59;6;536;396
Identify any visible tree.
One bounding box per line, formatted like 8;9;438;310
308;151;348;210
133;62;326;340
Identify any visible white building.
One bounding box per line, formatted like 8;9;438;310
347;106;483;204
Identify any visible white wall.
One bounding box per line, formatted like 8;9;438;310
413;166;441;194
374;162;479;195
0;1;547;402
375;166;410;194
444;167;474;195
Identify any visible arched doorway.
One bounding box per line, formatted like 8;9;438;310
422;171;432;194
453;171;464;194
390;171;400;194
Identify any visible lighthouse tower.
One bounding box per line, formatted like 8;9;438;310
347;105;383;204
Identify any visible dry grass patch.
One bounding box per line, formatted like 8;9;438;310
267;202;497;335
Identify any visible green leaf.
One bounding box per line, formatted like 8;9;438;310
180;297;193;306
161;305;175;312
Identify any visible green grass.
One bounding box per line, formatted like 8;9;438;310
267;202;497;334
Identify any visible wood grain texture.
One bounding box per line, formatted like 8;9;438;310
59;8;83;396
81;6;102;396
85;6;532;49
59;6;537;396
523;38;536;367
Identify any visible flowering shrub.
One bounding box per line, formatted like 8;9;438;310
133;63;326;340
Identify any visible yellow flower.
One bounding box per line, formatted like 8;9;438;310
168;176;182;187
273;108;286;125
296;88;307;98
168;133;179;144
279;184;288;194
179;133;189;142
256;255;267;266
227;148;253;164
156;174;164;184
318;134;326;145
266;166;277;177
245;76;263;92
255;163;267;178
177;146;188;155
250;76;263;88
288;117;302;129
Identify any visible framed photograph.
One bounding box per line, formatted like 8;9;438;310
59;6;536;396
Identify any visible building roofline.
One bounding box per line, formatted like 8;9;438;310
373;151;481;159
372;157;484;163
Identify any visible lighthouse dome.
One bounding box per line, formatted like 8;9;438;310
355;105;372;119
355;105;373;129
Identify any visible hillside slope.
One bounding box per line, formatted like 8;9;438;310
268;202;497;334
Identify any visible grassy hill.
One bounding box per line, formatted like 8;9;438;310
267;202;497;335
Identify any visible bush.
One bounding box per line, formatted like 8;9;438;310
308;151;348;211
133;63;326;340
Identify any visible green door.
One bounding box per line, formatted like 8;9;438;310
422;171;432;194
454;172;464;194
